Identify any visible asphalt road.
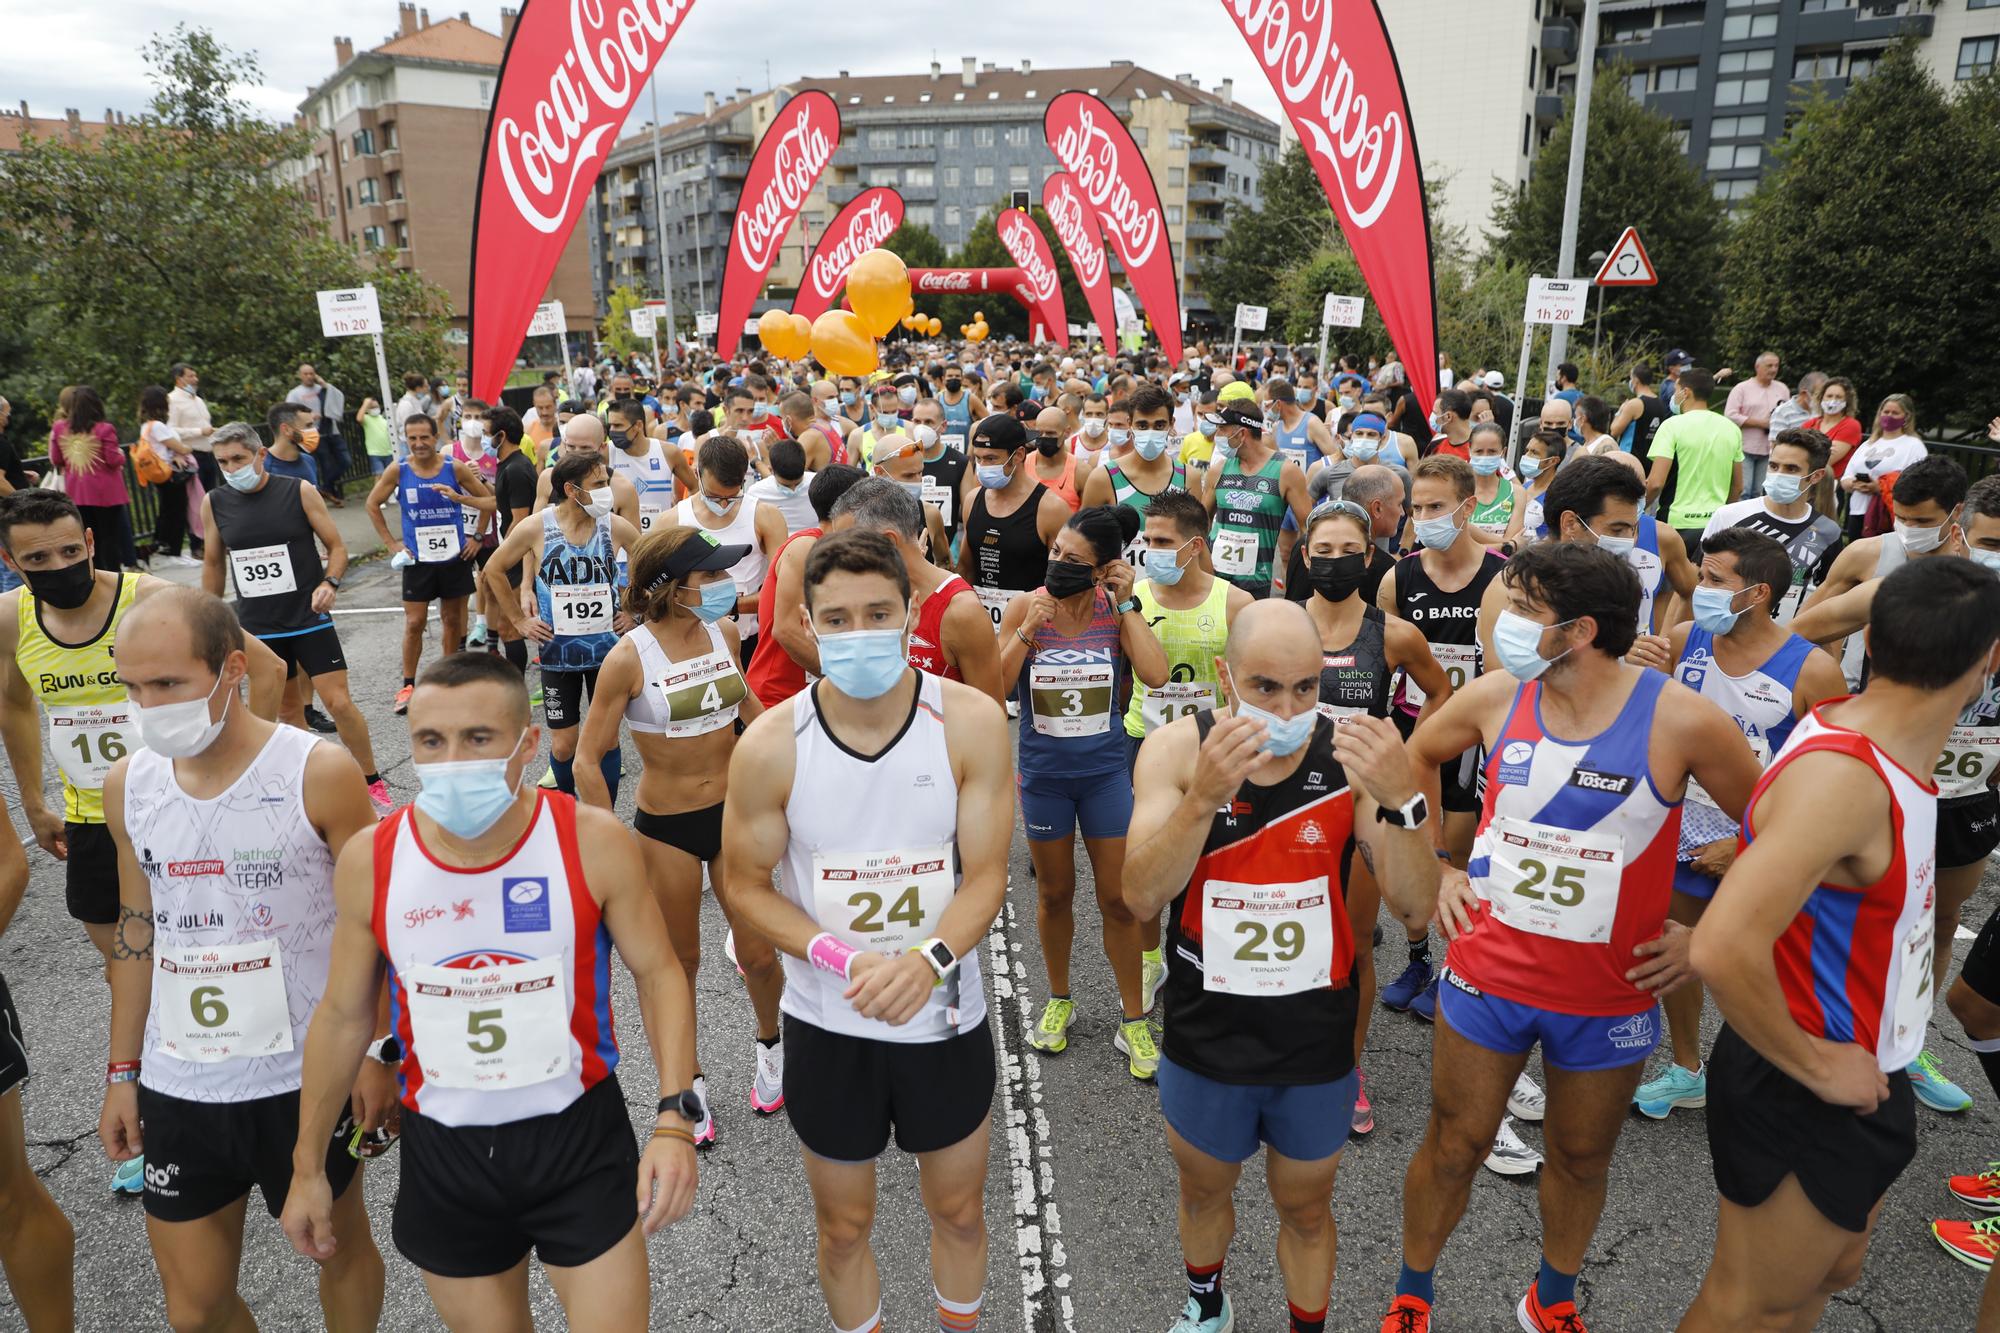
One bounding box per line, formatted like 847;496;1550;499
3;549;1995;1331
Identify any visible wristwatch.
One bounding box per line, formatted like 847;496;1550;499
322;575;343;590
365;1035;401;1065
657;1089;703;1121
915;937;959;983
1115;596;1141;616
1376;791;1430;829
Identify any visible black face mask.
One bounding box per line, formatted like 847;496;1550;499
1044;558;1097;600
22;556;96;610
1308;553;1369;603
608;429;630;449
1034;434;1063;457
945;379;962;393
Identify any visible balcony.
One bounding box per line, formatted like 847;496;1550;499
1796;0;1931;47
1186;179;1223;205
1541;17;1579;67
712;155;748;177
713;123;752;145
1185;219;1225;242
1534;94;1565;127
827;182;860;207
385;198;407;222
1595;22;1702;66
378;147;400;172
1189;142;1228;167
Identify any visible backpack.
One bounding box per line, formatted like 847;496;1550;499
133;423;172;486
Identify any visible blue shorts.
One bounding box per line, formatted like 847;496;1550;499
1158;1057;1358;1164
1674;861;1719;902
1019;768;1133;843
1438;968;1660;1072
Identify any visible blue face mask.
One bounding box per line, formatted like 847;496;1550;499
1413;507;1465;551
1691;586;1747;635
1233;696;1316;756
840;391;858;407
1973;549;2000;573
1583;518;1635;559
222;463;262;492
1518;455;1543;479
684;580;738;624
815;625;908;700
875;415;900;434
899;480;925;501
1198;419;1218;438
1133;429;1171;461
414;735;527;840
1763;472;1807;505
1493;609;1576;682
1107;427;1132;448
1346;437;1380;462
1470;454;1504;476
976;463;1011;489
1142;541;1189;586
702;492;737;516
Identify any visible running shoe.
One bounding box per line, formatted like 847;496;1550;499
751;1041;784;1115
1484;1116;1542;1176
1005;699;1020;719
1409;973;1438;1023
1380;1294;1433;1332
1509;1072;1546;1122
467;616;489;648
1949;1163;2000;1212
392;683;414;715
366;779;394;818
1381;956;1435;1011
725;928;743;978
1141;952;1166;1013
1517;1283;1588;1331
111;1155;144;1196
529;687;544;709
1933;1216;2000;1272
1352;1070;1375;1135
1030;998;1075;1053
302;705;340;735
1115;1018;1160;1081
1167;1294;1233;1333
1911;1049;1974;1113
689;1075;716;1149
1632;1062;1706;1120
537;766;559;789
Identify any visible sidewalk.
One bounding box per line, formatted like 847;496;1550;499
143;493;391;589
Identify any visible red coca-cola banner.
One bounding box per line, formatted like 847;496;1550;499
908;268;1040;313
791;187;905;323
1043;92;1183;365
994;210;1069;349
1042;172;1118;346
1218;0;1438;419
467;0;701;400
717;89;839;359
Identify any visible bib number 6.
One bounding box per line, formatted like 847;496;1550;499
189;985;229;1029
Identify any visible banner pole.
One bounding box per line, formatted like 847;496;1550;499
556;301;575;387
364;284;396;459
1316;301;1330;387
1232;320;1241;362
1511;320;1535;464
1545;0;1601;377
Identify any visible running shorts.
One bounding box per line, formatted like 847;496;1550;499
1019;768;1133;843
0;972;25;1099
65;821;119;925
783;1015;994;1162
540;668;599;731
1674;860;1720;902
136;1085;358;1223
1438;966;1660;1072
1158;1056;1358;1165
1938;790;2000;869
260;624;347;679
1393;710;1480;812
634;803;724;863
401;558;476;604
1960;901;2000;1007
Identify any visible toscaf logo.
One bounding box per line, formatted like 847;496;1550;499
1043;177;1106;289
999;212;1061;302
735;95;836;273
807;190;903;301
1047;100;1160;267
494;0;699;235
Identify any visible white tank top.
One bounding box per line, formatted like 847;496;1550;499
778;674;985;1042
623;620;747;737
609;437;676;534
374;794;620;1127
129;726;334;1102
674;496;768;638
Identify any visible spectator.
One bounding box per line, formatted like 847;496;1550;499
0;397;31;592
1769;370;1824;440
1805;375;1863;516
166;361;217;493
356;396;395;475
261;403;321;489
1480;369;1517;440
1575;395;1619;455
1646;368;1743;552
393;370;431;448
137;385;199;566
286;363;349;508
1661;347;1695;401
1840;391;1925;541
1550;361;1582;409
48;385;128;571
1724;351;1788;500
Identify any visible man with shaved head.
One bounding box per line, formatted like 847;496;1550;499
531;410;641;528
1125;597;1440;1333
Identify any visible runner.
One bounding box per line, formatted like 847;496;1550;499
722;528;1012;1333
1466;423;1517;542
959;414;1070;637
744;466;868;709
284;652;700;1327
99;587;387;1332
573;524;783;1150
1029;406;1090;513
1677;557;2000;1332
485;407;539;676
1630;528;1845;1122
203;424;393;815
482;451;640;801
608;396;694;538
1265;377;1338;473
1081;384;1189;566
998;505;1170;1077
865;433;954;565
1384;541;1764;1333
1197;398;1311;600
1700;427;1845;625
910;397;968;556
1500;430;1566;548
530;414;642;528
1127;599;1440;1333
671;435;785;664
363;413;494;715
937;366;985;453
783;389;847;472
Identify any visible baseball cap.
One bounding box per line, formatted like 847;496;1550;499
663;528;751;579
970;413;1027;454
1218;380;1257;404
1202;402;1266;434
1482;370;1506;390
1664;348;1693;370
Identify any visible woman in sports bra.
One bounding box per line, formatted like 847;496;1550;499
572;523;776;1149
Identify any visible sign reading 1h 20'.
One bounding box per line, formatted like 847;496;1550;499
317;287;382;338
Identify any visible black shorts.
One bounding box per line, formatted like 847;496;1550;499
260;624;347;680
635;803;724;862
136;1085;358;1223
1706;1024;1915;1233
393;1073;638;1278
541;668;599;731
0;972;26;1099
1938;790;2000;869
65;820;118;925
1393;711;1481;813
783;1015;994;1162
1960;902;2000;1007
401;557;476;604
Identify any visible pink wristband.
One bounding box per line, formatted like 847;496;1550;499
808;932;858;982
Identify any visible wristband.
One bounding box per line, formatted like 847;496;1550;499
106;1061;140;1085
651;1125;695;1146
808;931;859;982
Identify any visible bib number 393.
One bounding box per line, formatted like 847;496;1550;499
1201;877;1337;995
1481;816;1624;944
403;955;570;1090
811;844;954;953
228;543;296;598
156;939;292;1064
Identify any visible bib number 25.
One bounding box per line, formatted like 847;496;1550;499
1512;857;1586;907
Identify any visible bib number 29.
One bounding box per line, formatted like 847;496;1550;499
1233;919;1306;962
1512;857;1586;907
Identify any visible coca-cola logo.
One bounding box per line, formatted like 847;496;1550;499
999;213;1060;303
916;271;976;293
735;95;836;273
807;190;902;300
1043;178;1106;289
1047;101;1161;267
1225;0;1404;228
495;0;697;236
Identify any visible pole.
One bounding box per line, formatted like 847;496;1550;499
1592;283;1605;358
647;78;678;366
1315;299;1331;389
364;284;396;458
553;300;575;387
1231;320;1241;362
1544;0;1599;384
692;181;709;337
1511;319;1535;464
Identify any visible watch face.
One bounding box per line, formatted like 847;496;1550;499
925;941;953;969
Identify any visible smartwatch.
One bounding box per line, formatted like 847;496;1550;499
1115;597;1141;616
1375;791;1430;829
657;1089;703;1121
365;1035;402;1065
322;574;344;590
916;937;959;982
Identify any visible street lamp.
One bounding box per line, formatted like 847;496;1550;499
1588;249;1609;357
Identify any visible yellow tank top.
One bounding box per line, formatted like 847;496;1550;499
15;574;139;823
1124;574;1231;739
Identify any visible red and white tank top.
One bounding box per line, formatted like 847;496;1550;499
908;575;973;682
373;792;618;1126
1451;670;1683;1015
1751;702;1937;1073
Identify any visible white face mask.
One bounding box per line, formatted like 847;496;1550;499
913;423;939;449
581;486;614;518
134;671;231;759
1895;520;1947;555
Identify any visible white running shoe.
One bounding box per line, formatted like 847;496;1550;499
1508;1071;1546;1122
1140;953;1165;1012
1484;1116;1542;1176
690;1074;716;1149
751;1040;784;1114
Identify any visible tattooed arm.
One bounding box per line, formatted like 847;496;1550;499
98;760;154;1162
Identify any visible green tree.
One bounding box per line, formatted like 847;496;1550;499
598;284;650;359
1720;45;2000;431
1490;63;1727;356
0;25;452;454
940;205;1089;348
879;221;946;269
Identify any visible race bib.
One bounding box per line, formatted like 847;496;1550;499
1482;816;1624;945
638;500;669;534
811;844;954;954
550;583;613;636
941;432;966;453
1935;725;2000;800
413;524;460;563
1689;732;1772;810
1401;643;1479;709
461;505;483;537
403;955;571;1090
657;651;746;738
1201;877;1335;996
974;585;1012;631
1212;530;1257;576
228;544;296;598
1142;680;1217;732
1029;659;1115;737
155;939;292;1064
48;702;131;790
1315;702;1365;722
1891;904;1937;1065
921;478;954;526
1280;446;1309;472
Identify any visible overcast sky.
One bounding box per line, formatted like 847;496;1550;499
6;1;1287;128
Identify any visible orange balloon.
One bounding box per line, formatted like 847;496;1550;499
968;320;988;342
927;316;943;337
787;312;812;355
847;249;912;339
810;309;878;376
974;310;985;322
757;308;792;355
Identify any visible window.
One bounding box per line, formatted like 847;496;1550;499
478;80;492;106
344;185;353;208
1715;78;1770;107
1848;51;1880;80
907;205;934;227
1604;13;1653;44
1004;125;1030;147
973;126;995;146
942;128;960;148
865;166;899;186
1008;165;1029;186
1959;37;1998;80
1671;124;1691;152
944;205;961;228
974;165;994;186
1169;130;1189;149
1131;126;1148;146
1724;0;1756;7
1656;64;1699;92
1801;0;1853;10
902;127;934;148
1721;14;1778;39
381;121;398;149
1793;51;1841;79
1657;2;1703;27
1712;178;1757;202
1718;50;1774;74
867;129;895;148
1706;142;1762;171
942;166;960;187
1624;69;1650;97
1974;0;2000;8
361;225;387;248
393;220;409;248
357;177;379;204
1168;166;1185;187
1167;205;1183;224
1710;114;1766;140
906;166;934;188
339;141;350;163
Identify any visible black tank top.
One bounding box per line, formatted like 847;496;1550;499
1318;603;1391;718
966;482;1049;595
207;475;326;637
1395;549;1504;652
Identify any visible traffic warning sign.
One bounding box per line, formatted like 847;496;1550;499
1593;227;1658;287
